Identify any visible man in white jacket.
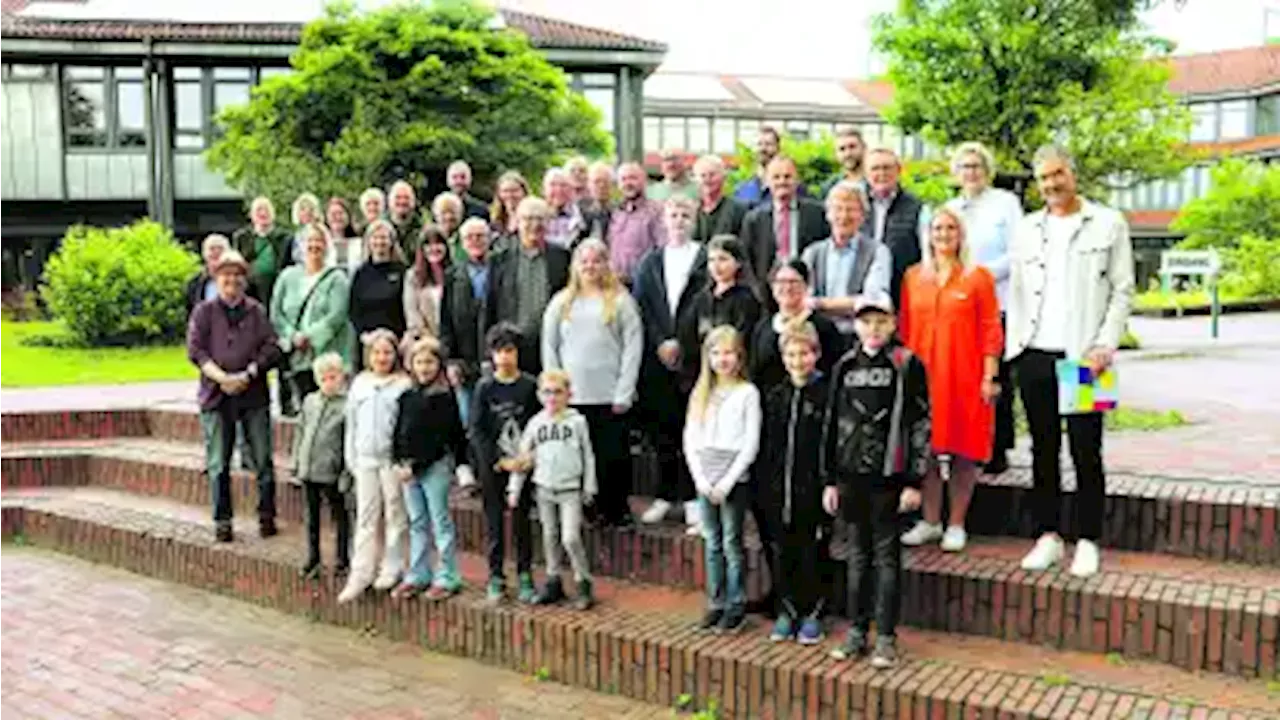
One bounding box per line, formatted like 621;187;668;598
1006;145;1134;579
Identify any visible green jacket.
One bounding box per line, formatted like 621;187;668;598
270;265;353;374
291;390;350;488
232;225;292;304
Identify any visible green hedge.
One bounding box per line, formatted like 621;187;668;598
40;220;199;347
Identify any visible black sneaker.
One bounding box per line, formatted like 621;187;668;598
259;518;278;538
699;609;724;631
215;522;234;543
572;578;594;611
870;636;899;669
983;452;1010;476
533;577;566;605
829;628;869;660
716;608;746;634
299;560;321;580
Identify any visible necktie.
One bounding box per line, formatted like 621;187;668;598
776;204;792;260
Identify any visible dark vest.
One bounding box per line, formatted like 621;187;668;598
878;191;924;306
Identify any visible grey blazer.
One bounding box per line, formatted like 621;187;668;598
291;390;350;488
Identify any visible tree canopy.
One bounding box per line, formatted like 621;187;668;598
1172;158;1280;251
873;0;1193;201
206;0;609;211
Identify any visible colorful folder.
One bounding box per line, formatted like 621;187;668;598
1055;360;1118;414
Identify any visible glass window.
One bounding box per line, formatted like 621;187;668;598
175;76;205;150
213;67;252;81
581;87;615;136
258;67;292;82
660;117;685;150
1219;100;1249;140
1189;103;1216;142
1258;94;1280;136
578;72;616;88
712;118;737;154
860;123;882;145
65;66;107;147
879;124;900;151
9;64;50;81
643;117;661;153
115;66;146;148
686;117;710;153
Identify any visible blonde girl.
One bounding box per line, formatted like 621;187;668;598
683;325;761;635
339;328;412;603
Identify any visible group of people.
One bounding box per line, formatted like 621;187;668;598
185;131;1134;669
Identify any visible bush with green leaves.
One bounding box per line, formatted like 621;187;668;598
39;220;199;347
1220;235;1280;299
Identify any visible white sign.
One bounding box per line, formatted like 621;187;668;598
1160;250;1221;277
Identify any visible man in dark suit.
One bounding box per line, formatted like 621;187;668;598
484;197;571;374
739;155;830;286
693;154;747;244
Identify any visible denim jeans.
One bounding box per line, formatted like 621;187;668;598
455;385;472;429
844;485;903;638
200;403;276;524
699;485;748;613
402;457;460;589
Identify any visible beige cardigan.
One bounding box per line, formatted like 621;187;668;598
402;272;442;343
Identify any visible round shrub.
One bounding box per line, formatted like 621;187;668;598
40;220;199;346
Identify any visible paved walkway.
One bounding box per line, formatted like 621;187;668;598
0;549;667;720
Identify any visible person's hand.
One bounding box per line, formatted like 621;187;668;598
292;333;310;351
1085;346;1115;372
657;340;680;369
611;403;629;415
584;493;596;507
455;465;476;489
220;374;249;395
394;464;414;483
695;478;713;498
806;296;822;311
511;453;534;473
899;487;922;513
507;492;519;509
446;363;464;388
338;472;353;495
822;486;840;516
980;378;1001;405
708;484;727;506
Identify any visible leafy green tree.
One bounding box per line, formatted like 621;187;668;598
1172;158;1280;251
206;0;609;212
873;0;1193;201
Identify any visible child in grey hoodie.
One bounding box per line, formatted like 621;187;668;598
505;369;598;610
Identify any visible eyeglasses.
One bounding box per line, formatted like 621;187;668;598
958;163;984;171
539;387;567;396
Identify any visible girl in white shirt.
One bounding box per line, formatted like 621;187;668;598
683;324;761;634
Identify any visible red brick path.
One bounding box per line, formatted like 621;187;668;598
0;548;669;720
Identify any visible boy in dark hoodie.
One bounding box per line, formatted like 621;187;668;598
821;293;931;669
757;321;831;645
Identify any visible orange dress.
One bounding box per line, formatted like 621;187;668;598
899;264;1003;463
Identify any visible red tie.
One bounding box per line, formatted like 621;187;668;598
776;204;792;260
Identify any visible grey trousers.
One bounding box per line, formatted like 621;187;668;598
536;486;592;583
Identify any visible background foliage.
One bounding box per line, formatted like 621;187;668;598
206;0;609;213
40;221;199;347
1172;159;1280;251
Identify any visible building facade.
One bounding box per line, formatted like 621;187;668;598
0;2;665;289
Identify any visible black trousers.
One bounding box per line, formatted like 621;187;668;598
772;513;826;618
748;483;779;613
577;404;634;525
303;481;350;568
483;469;534;579
645;389;693;504
993;314;1016;455
844;485;903;637
1015;349;1106;540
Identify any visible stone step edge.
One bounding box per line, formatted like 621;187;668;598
1;505;1265;720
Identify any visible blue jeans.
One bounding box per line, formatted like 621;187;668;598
402;457;460;589
455;385;472;429
200;403;276;524
699;485;747;613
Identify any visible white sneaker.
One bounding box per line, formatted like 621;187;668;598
940;525;967;552
1020;535;1065;571
641;499;672;524
337;581;368;604
684;501;703;536
1069;539;1101;578
372;573;400;591
900;521;943;546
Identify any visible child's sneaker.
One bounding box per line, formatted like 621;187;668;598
699;609;724;631
533;577;565;605
870;636;899;669
796;615;824;645
769;613;795;642
716;608;746;634
572;578;594;611
940;525;968;552
424;585;457;602
829;628;868;660
516;572;537;604
485;577;505;605
640;499;671;524
901;520;943;546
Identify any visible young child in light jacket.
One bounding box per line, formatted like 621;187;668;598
338;328;412;604
291;352;351;580
506;369;598;610
683;324;761;635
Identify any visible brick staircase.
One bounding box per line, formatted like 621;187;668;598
2;408;1278;719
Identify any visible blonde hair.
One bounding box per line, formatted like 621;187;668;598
950;141;996;178
538;368;571;391
778;321;820;354
249;196;275;223
360;328;403;374
362;218;406;263
291;193;321;226
432;191;463;217
311;352;346;382
406;336;448;386
687;325;747;422
923;205;971;272
301;222;331;248
554;238;623;324
358;187;386;215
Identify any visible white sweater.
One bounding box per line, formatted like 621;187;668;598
683;382;761;495
343;371;411;471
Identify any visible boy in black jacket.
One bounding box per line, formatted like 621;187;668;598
469;323;542;605
821;294;930;669
758;322;831;645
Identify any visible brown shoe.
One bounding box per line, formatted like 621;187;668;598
259;518;278;538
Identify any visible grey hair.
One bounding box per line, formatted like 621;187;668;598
358;187;386;212
249;196;275;222
202;233;230;253
564;155;589;172
587;161;614;180
517;196;551;219
865;146;901;166
950;141;997;177
432;191;463;216
362;218;406;263
542;167;569;189
825;180;870;211
459;216;489;237
447;160;471;178
693;154;725;175
311;352;346;382
1032;144;1075;173
291;193;321;226
388;179;417;203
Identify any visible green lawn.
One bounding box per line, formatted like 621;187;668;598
1;321;197;388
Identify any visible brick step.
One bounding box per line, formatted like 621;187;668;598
4;449;1279;680
2;486;1276;720
6;428;1279;568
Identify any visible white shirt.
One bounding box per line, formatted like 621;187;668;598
662;241;701;321
1030;212;1077;352
682;382;761;494
946;188;1021;309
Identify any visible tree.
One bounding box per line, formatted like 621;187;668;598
1172;158;1280;251
873;0;1193;201
206;0;609;212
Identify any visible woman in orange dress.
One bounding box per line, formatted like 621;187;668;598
898;206;1003;552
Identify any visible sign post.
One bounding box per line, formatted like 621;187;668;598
1159;250;1222;338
